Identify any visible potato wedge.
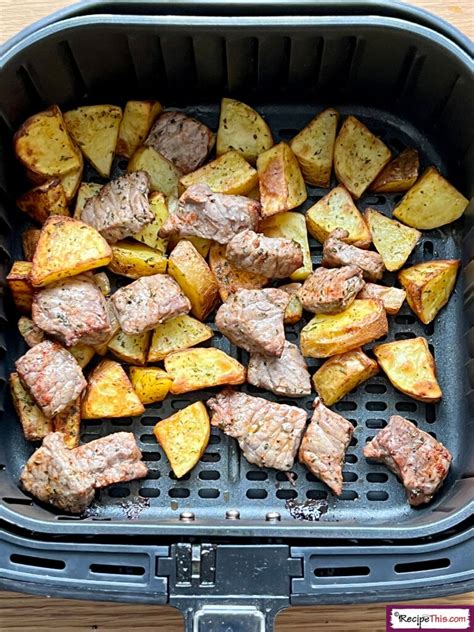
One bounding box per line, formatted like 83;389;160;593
280;283;303;324
216;98;273;164
313;348;379;406
21;228;41;261
107;330;151;365
290;108;339;187
18;316;45;347
209;243;267;302
370;147;419;193
74;182;102;219
374;337;442;403
14;105;81;177
92;272;111;297
179;150;258;196
129;367;172;405
364;208;421;271
334;116;391;198
68;343;95;369
259;211;312;280
168;240;220;320
30;216;112;287
148;314;213;362
53;398;81;448
393;167;469;229
60;144;84;202
153;401;210;478
164;348;246;394
64;105;122;177
10;372;53;440
128;145;180;197
306;186;372;248
108;241;167;279
167;235;212;259
116;100;163;158
357;283;406;316
81;359;145;419
7;261;33;313
133;191;168;253
16;179;68;225
398;259;460;324
300;299;388;358
257;142;307;217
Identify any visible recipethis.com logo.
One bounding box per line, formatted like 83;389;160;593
386;606;473;631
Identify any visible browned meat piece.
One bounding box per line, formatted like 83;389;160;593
32;275;112;347
81;171;153;243
226;230;303;278
322;228;385;281
208;389;307;471
363;415;452;506
16;341;86;418
357;283;406;315
111;274;191;335
298;266;365;314
215;288;289;356
159;184;260;244
247;341;311;397
299;398;354;495
145;111;214;174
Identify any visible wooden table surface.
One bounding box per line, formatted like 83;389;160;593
0;0;472;629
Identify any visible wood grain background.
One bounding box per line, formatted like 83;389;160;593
0;0;472;629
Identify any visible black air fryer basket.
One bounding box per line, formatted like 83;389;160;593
0;2;473;629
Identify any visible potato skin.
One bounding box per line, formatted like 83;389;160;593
10;372;53;440
129;367;172;405
16;179;69;225
7;261;33;313
179;150;258;196
21;228;41;261
370;147;419;193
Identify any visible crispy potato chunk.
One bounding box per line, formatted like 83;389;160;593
30;216;112;287
59;145;84;202
364;208;421;271
21;228;41;261
374;337;442;403
108;241;167;279
53;398;81;448
257;142;307;217
74;182;103;219
216;98;273;164
16;179;68;225
398;259;460;324
107;330;151;365
68;343;95;369
128;145;180;197
168;240;220;321
18;316;45;347
129;367;172;405
300;299;388;358
133;191;168;253
116;100;163;158
81;359;145;419
179;150;258;196
7;261;33;313
280;283;303;324
312;348;379;406
334;116;391;198
148;314;213;362
164;348;246;394
167;235;212;259
290;108;339;187
370;147;419;193
393;167;469;229
64;105;122;177
10;372;53;440
154;401;210;478
357;283;406;316
209;243;267;302
306;186;372;248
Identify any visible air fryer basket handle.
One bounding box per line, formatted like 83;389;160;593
182;604;279;632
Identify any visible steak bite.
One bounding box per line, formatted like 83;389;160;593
247;341;311;397
299;398;354;495
81;171;153;243
32;274;112;347
159;184;260;244
111;274;191;335
363;415;452;506
208;389;307;471
322;228;385;281
298;265;365;314
215;288;290;356
16;340;86;418
145;111;214;174
226;230;303;278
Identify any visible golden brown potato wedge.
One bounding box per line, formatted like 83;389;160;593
312;348;379;406
398;259;460;324
153;401;210;478
16;179;69;225
59;144;84;202
108;241;167;279
18;316;45;347
128;145;180;197
300;299;388;358
52;398;81;449
364;208;421;271
179;150;258;196
30;216;112;287
370;147;419;193
6;261;33;313
216;98;273;164
116;100;163;158
168;240;220;321
21;228;41;261
290;108;339;187
68;343;95;369
393;167;469;229
357;283;406;316
306;186;371;248
129;367;172;405
334;116;391;198
148;314;213;362
257;142;307;217
133;191;168;253
64;105;122;177
164;348;246;394
10;372;53;440
209;243;267;301
74;182;103;219
107;330;151;366
374;337;442;403
167;235;212;259
280;283;303;324
81;359;145;419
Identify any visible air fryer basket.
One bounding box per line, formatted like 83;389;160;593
0;1;473;626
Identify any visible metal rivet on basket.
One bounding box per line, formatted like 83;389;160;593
226;509;240;520
179;511;195;522
265;512;281;522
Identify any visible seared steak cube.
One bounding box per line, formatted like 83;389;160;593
247;341;311;397
322;228;385;281
298;265;365;314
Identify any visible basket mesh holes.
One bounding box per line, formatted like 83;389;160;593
200;453;220;463
140;434;156;444
89;563;145;576
142;452;161;462
246;489;268;499
343;471;358;482
107;486;130;498
169;471;191;481
246;471;268;481
338;490;358;500
335;401;357;411
198;488;220;498
366;418;387;429
169;488;190;498
140;417;158;427
423;240;434;260
425;405;436;423
147;469;161;480
367;490;389;501
3;496;33;506
345;454;358;464
367;472;389;483
314;565;370;577
209;434;221;445
276;471;298;481
366;402;387;411
199;470;220;480
395;314;416;325
396;401;417;412
306;489;328;500
276;489;297;499
139;487;160;498
395;331;417;340
394;558;450;574
10;554;65;570
365;384;387;394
